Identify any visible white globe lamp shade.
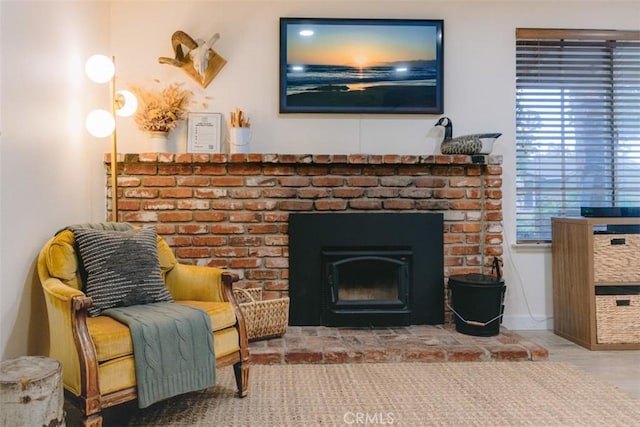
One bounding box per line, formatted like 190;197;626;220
85;54;115;84
115;90;138;117
86;109;115;137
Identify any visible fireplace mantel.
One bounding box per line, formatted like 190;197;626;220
105;152;503;321
109;152;502;166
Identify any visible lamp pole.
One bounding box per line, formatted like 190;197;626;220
109;56;118;222
85;54;137;222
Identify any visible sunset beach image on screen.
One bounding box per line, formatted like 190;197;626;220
279;18;444;114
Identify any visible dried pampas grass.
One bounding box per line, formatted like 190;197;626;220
132;83;192;133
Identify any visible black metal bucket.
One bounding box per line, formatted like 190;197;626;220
448;260;506;337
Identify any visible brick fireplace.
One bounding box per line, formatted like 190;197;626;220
105;153;503;322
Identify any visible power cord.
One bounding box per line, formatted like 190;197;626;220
502;229;553;324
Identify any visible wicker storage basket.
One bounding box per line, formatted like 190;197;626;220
232;288;289;341
593;234;640;283
596;294;640;344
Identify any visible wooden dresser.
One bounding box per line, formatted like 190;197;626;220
551;216;640;350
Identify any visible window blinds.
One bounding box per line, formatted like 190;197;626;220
515;29;640;242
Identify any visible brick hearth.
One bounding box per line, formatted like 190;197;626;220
249;325;549;364
106;152;504;323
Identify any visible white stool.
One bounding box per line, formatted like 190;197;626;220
0;356;64;426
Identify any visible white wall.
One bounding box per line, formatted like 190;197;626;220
1;1;638;358
0;0;111;359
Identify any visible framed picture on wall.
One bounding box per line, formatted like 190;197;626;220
187;112;222;153
279;18;444;114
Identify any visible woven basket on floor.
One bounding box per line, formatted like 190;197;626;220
232;288;289;341
596;294;640;344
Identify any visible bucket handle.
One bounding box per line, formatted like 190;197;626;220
491;256;503;280
446;302;504;327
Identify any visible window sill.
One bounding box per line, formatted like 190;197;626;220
510;242;551;252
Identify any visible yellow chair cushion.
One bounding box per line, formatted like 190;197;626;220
96;329;240;395
212;327;240;359
98;355;136;395
88;300;238;362
87;316;133;362
175;300;237;331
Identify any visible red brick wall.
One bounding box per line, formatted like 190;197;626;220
107;153;503;301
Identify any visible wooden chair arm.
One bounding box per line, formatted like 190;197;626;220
40;278;102;416
70;295;102;416
219;273;249;353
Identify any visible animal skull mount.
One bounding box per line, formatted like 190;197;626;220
158;31;226;88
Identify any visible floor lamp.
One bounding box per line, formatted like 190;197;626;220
85;55;137;222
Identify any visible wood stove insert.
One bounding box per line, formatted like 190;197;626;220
288;213;444;326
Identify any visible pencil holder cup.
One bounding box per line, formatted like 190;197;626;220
228;127;251;153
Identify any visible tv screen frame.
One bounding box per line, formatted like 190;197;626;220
279;17;444;114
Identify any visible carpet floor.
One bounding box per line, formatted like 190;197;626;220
128;362;639;426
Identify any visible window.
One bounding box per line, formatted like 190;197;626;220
515;29;640;242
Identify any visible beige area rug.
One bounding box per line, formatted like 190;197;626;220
128;362;639;426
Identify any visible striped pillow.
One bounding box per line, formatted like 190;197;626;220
73;227;173;317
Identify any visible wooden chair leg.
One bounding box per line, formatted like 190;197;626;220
233;361;249;398
82;414;103;427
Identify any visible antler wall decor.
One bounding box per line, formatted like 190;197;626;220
159;30;227;88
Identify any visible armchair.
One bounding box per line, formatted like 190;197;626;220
37;223;250;426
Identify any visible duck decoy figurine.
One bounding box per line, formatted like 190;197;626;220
434;117;501;155
425;116;450;153
435;116;453;141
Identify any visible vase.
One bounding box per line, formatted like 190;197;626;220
149;131;169;152
228;127;251;154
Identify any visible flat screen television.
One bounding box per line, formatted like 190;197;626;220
279;18;444;114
